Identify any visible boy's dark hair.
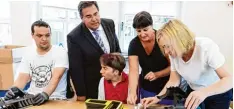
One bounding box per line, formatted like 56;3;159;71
78;1;99;18
31;20;51;34
133;11;153;29
100;53;126;75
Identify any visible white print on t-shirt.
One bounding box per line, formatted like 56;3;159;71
30;61;54;88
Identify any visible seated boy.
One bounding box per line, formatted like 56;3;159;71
98;53;128;103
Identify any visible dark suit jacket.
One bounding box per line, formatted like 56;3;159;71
67;18;121;99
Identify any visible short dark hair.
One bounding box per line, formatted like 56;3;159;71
133;11;153;29
31;20;51;34
100;53;126;75
78;1;99;18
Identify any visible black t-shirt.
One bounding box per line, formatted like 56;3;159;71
128;35;170;93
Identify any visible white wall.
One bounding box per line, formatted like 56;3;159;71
98;1;120;35
9;1;120;46
10;1;39;46
181;1;233;73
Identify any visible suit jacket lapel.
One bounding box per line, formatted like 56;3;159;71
82;23;104;53
101;20;113;52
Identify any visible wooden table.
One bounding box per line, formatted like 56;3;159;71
26;100;135;109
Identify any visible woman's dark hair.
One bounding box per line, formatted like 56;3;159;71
133;11;153;29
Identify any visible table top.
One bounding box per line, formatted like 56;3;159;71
26;100;135;109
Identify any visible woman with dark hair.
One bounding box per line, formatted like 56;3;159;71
127;11;172;105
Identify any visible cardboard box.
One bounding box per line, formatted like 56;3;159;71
0;45;25;90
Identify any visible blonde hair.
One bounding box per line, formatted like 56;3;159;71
157;19;195;57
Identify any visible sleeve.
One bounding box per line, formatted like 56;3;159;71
111;19;121;53
15;54;30;81
67;35;86;96
98;77;105;100
54;47;69;68
17;55;30;74
128;39;138;56
114;33;121;53
206;41;225;69
169;55;176;71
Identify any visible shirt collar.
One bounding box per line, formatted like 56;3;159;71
107;72;128;83
121;72;128;82
88;25;103;33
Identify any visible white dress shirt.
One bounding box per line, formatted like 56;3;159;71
89;26;110;53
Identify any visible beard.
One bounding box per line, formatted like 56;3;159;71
39;44;51;51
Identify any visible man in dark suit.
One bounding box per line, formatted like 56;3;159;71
67;1;121;101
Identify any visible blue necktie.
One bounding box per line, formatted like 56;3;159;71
93;30;107;53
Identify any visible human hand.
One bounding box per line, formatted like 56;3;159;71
17;93;34;108
141;96;161;109
127;92;137;105
185;90;207;109
4;86;26;100
4;90;17;101
77;96;86;101
32;92;49;106
144;71;158;81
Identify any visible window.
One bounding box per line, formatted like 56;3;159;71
41;0;80;48
119;1;181;53
0;1;11;45
40;1;181;52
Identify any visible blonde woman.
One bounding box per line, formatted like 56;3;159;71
141;19;233;109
